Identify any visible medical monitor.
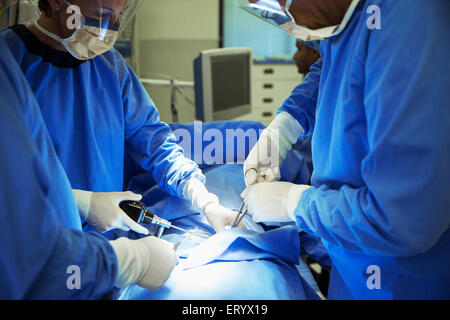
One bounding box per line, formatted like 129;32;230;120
194;48;252;122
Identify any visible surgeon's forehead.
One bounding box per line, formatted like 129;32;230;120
72;0;128;15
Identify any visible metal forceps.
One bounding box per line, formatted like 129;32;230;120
231;200;248;228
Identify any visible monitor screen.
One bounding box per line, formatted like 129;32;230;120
211;54;250;113
194;47;252;121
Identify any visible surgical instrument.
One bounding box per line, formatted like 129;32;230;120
119;200;211;239
231;200;248;228
173;230;212;251
244;168;258;186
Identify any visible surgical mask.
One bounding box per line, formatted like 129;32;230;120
240;0;360;42
33;0;142;60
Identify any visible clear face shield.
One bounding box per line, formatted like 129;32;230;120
32;0;143;60
239;0;292;30
239;0;360;42
73;0;141;34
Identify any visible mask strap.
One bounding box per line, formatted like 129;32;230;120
34;19;87;60
33;20;68;43
285;0;293;11
333;0;361;35
285;0;294;17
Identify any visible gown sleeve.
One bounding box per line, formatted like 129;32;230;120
0;45;118;299
120;60;205;198
278;58;322;137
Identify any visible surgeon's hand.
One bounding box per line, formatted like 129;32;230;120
183;178;246;232
110;236;177;290
72;190;149;235
244;112;304;186
244;131;283;186
242;181;311;223
203;202;247;233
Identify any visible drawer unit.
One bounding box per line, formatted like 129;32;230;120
232;63;303;126
233;107;277;126
252;79;301;109
252;64;302;80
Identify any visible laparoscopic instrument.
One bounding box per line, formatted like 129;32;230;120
119;200;211;239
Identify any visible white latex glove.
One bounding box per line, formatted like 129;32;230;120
183;178;219;212
203;202;247;233
72;190;149;235
183;178;245;232
109;236;177;289
242;181;311;223
244;112;304;186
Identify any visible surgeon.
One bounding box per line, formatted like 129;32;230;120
0;36;177;299
241;0;450;299
0;0;239;235
292;40;320;76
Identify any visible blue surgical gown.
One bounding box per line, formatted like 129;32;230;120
279;0;450;299
0;41;118;299
0;25;203;198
